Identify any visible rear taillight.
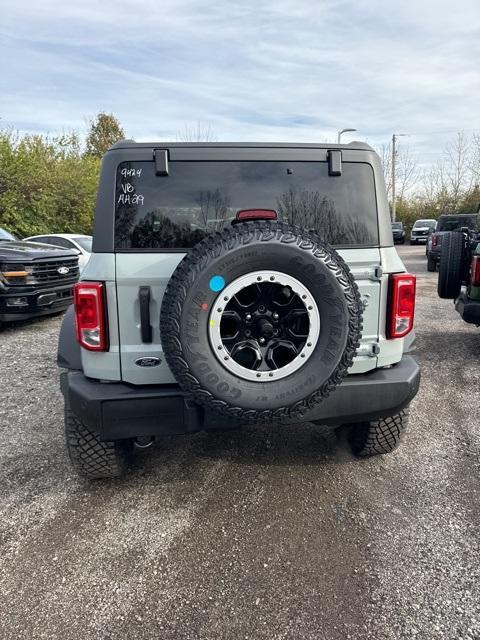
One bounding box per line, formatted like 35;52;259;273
471;256;480;286
387;273;416;339
432;235;438;247
73;282;108;351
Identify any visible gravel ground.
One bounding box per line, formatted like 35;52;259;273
0;244;479;640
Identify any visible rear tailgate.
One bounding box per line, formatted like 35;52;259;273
115;248;382;384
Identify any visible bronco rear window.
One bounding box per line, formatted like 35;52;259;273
114;161;379;250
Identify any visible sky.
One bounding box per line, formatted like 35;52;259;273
1;0;479;167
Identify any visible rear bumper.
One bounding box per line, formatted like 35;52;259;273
60;355;421;440
0;283;74;321
455;292;480;325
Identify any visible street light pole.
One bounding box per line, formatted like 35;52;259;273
391;133;406;222
337;128;357;143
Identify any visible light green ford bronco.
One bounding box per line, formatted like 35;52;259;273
57;141;420;478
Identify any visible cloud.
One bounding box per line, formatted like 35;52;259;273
1;0;479;166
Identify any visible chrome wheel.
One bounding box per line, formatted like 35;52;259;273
208;271;320;382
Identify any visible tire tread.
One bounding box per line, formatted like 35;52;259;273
65;404;129;479
437;232;465;299
160;221;363;424
350;409;409;457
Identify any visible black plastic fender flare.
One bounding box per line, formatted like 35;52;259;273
57;305;82;370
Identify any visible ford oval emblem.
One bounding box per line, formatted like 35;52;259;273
57;266;70;275
135;357;161;368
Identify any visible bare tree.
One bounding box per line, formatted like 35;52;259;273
443;131;473;207
379;143;392;198
470;132;480;185
423;132;474;213
397;146;419;201
378;141;418;201
177;121;217;142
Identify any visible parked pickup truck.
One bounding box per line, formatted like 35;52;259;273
0;229;79;322
427;213;478;272
410;219;436;245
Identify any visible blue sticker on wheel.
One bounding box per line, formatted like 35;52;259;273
209;275;225;292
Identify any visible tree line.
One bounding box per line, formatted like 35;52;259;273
0;113;479;239
0;113;124;237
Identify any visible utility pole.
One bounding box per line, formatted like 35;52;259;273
391;133;406;221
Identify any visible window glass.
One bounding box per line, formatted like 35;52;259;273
47;237;72;249
414;220;435;227
73;236;92;252
30;236;49;243
437;216;477;232
114;161;379;249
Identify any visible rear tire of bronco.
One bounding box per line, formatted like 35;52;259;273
65;403;132;479
427;255;436;272
348;409;409;457
161;221;362;424
437;232;465;299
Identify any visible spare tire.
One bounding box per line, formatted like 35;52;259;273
160;221;362;423
437;232;465;299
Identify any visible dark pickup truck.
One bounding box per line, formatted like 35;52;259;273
0;229;79;322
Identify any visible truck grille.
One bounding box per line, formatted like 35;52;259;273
1;257;79;287
31;258;79;284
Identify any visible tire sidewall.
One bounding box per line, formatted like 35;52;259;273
164;225;360;414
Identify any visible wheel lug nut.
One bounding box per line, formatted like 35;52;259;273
273;312;279;320
245;313;252;321
259;337;266;344
259;305;266;313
